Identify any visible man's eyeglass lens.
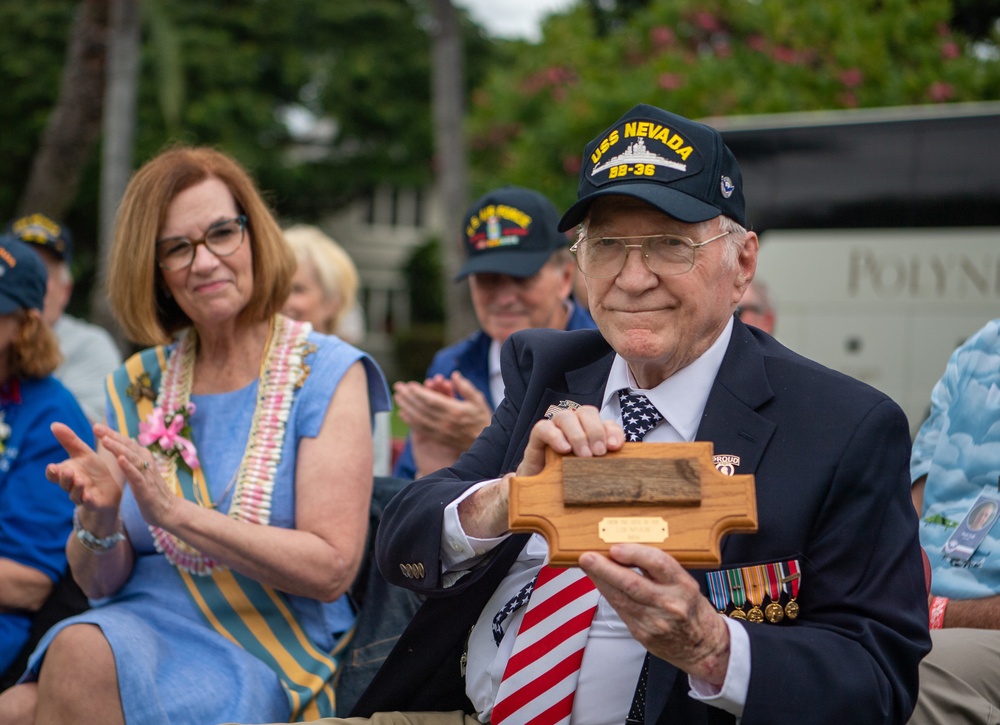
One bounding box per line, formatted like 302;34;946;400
157;215;247;270
571;232;727;278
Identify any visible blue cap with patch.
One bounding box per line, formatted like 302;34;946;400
456;185;568;280
8;212;73;264
0;233;49;314
558;104;746;231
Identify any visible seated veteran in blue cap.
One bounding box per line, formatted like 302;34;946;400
392;185;596;480
0;235;93;678
267;103;930;725
7;213;121;424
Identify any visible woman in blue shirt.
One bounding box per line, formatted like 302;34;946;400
0;234;92;675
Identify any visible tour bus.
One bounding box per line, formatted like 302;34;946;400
706;102;1000;433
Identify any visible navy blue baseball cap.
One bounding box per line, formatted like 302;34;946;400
7;212;73;264
0;234;49;314
558;103;746;231
456;186;568;280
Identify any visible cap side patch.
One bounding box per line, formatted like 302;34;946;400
466;204;534;251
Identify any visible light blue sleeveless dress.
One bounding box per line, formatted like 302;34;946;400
24;332;390;724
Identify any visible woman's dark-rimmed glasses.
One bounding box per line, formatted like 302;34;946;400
156;215;247;271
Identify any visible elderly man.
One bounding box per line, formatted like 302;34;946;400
8;214;121;423
393;185;595;480
275;105;929;724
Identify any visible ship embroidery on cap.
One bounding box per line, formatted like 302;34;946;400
592;138;687;176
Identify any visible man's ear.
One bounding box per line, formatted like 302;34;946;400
736;231;759;287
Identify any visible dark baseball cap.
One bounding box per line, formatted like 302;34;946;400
0;234;49;314
8;212;73;264
558;103;746;231
456;186;568;280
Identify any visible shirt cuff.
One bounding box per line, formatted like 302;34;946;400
687;615;750;719
440;479;509;577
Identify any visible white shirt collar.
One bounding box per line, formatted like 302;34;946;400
488;338;504;410
601;317;734;442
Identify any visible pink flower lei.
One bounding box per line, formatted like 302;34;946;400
147;315;314;575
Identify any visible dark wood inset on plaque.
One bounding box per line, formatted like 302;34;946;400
508;442;757;568
562;456;701;506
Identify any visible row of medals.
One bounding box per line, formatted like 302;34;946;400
726;597;799;624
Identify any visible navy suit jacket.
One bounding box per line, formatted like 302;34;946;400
356;320;930;724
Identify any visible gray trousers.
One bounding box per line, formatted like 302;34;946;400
909;629;1000;725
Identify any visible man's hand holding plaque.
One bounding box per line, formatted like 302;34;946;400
503;404;758;568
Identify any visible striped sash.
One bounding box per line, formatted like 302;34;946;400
107;345;342;721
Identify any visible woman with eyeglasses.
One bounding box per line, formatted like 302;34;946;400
0;147;390;724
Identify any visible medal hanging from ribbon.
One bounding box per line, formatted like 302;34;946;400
764;563;785;623
779;559;801;619
726;567;747;620
741;566;767;624
706;560;802;624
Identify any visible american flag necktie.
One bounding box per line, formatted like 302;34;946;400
618;389;663;442
491;564;600;724
492;390;663;724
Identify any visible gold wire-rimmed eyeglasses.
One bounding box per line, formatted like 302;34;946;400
570;231;730;278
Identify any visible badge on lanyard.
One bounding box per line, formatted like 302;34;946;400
942;489;1000;563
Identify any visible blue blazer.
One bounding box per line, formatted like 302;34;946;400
358;320;930;724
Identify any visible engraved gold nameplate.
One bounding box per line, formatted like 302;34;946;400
508;442;758;568
599;517;669;543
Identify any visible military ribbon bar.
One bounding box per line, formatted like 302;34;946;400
725;567;747;619
706;570;730;614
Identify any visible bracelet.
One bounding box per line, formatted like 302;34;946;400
73;508;125;555
929;595;949;630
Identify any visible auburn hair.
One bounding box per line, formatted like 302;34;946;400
106;146;295;345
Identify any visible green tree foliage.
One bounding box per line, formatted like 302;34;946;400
394;235;446;381
0;1;78;221
403;236;445;324
467;0;1000;212
128;0;445;218
0;0;494;267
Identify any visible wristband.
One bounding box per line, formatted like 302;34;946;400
929;595;949;630
73;508;125;554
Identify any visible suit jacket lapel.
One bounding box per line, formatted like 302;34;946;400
697;319;775;476
530;347;614;423
696;321;776;565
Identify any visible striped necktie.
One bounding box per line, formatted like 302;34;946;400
492;565;600;724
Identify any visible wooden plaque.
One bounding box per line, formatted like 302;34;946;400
508;442;757;568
